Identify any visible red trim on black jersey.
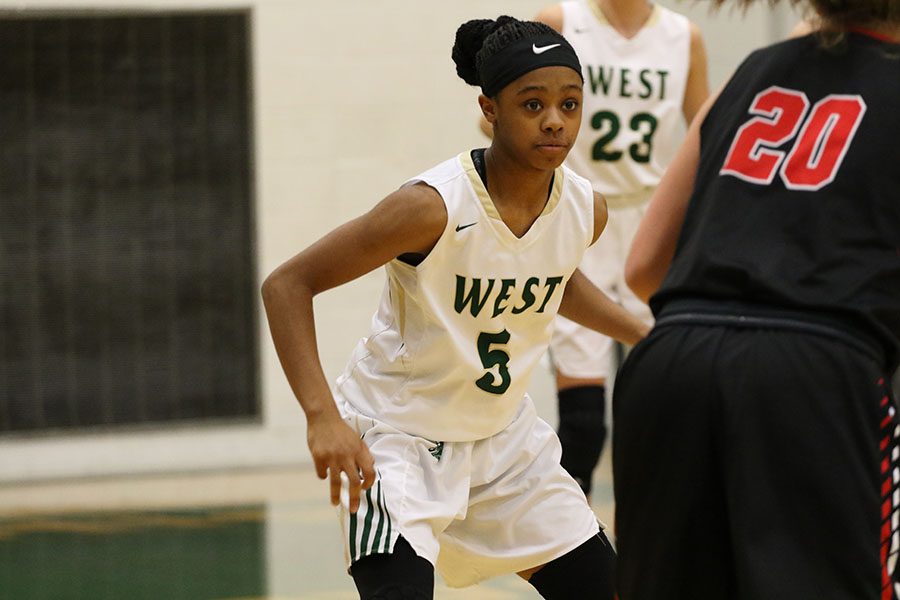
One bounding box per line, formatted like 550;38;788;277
877;376;900;600
850;27;900;44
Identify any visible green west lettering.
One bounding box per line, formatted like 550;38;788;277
638;69;653;99
586;65;670;100
511;277;540;314
587;65;613;95
536;276;564;313
454;275;495;317
619;68;632;98
492;279;517;318
455;275;566;317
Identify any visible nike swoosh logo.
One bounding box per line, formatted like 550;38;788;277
532;43;561;55
455;222;477;232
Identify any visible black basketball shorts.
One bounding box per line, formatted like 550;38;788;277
613;321;898;600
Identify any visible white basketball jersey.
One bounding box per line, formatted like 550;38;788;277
334;152;595;442
561;0;691;197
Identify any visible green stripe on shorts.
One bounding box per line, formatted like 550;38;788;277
349;478;395;561
348;508;358;563
381;482;393;553
359;487;376;555
371;482;385;552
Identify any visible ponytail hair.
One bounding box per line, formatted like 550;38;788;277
711;0;899;44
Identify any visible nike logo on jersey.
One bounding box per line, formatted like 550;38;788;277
455;222;477;232
532;43;561;54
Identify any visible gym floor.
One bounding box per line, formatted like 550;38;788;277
0;455;614;599
0;367;617;600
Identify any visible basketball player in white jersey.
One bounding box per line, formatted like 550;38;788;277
263;15;648;600
540;0;709;499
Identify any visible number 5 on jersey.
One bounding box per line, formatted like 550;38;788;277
720;85;866;191
476;329;511;395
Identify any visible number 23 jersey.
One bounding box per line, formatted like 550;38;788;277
561;0;691;197
334;152;595;442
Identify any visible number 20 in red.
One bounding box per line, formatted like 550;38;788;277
720;86;866;191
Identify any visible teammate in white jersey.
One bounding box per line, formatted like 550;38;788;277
262;15;647;600
540;0;709;498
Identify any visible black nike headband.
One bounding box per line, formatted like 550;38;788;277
479;34;583;98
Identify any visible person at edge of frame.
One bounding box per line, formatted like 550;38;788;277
613;0;900;597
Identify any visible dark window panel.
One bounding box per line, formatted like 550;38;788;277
0;12;257;434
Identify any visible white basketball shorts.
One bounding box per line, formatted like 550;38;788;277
335;395;601;588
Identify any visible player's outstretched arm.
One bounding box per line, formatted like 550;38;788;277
261;183;447;512
559;268;650;346
558;189;646;344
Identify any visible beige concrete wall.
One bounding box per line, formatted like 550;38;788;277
0;0;803;480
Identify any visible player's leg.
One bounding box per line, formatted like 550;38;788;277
351;536;434;600
720;330;891;599
525;531;616;599
552;200;656;499
550;229;619;497
613;324;736;600
337;407;471;599
556;370;608;499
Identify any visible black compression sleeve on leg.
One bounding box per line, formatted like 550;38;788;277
351;536;434;600
528;531;616;600
557;385;607;495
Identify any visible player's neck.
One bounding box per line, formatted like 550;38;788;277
593;0;654;39
483;148;555;228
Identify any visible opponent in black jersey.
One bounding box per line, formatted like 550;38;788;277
613;0;900;597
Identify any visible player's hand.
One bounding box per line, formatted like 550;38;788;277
307;412;376;513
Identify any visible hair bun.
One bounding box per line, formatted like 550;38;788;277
451;18;507;86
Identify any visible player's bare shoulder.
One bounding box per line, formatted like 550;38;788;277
397;181;447;229
383;181;448;254
687;20;707;62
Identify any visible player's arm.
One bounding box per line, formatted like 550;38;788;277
480;5;564;139
261;183;447;512
559;191;650;346
682;22;710;125
559;269;650;345
625;92;717;303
